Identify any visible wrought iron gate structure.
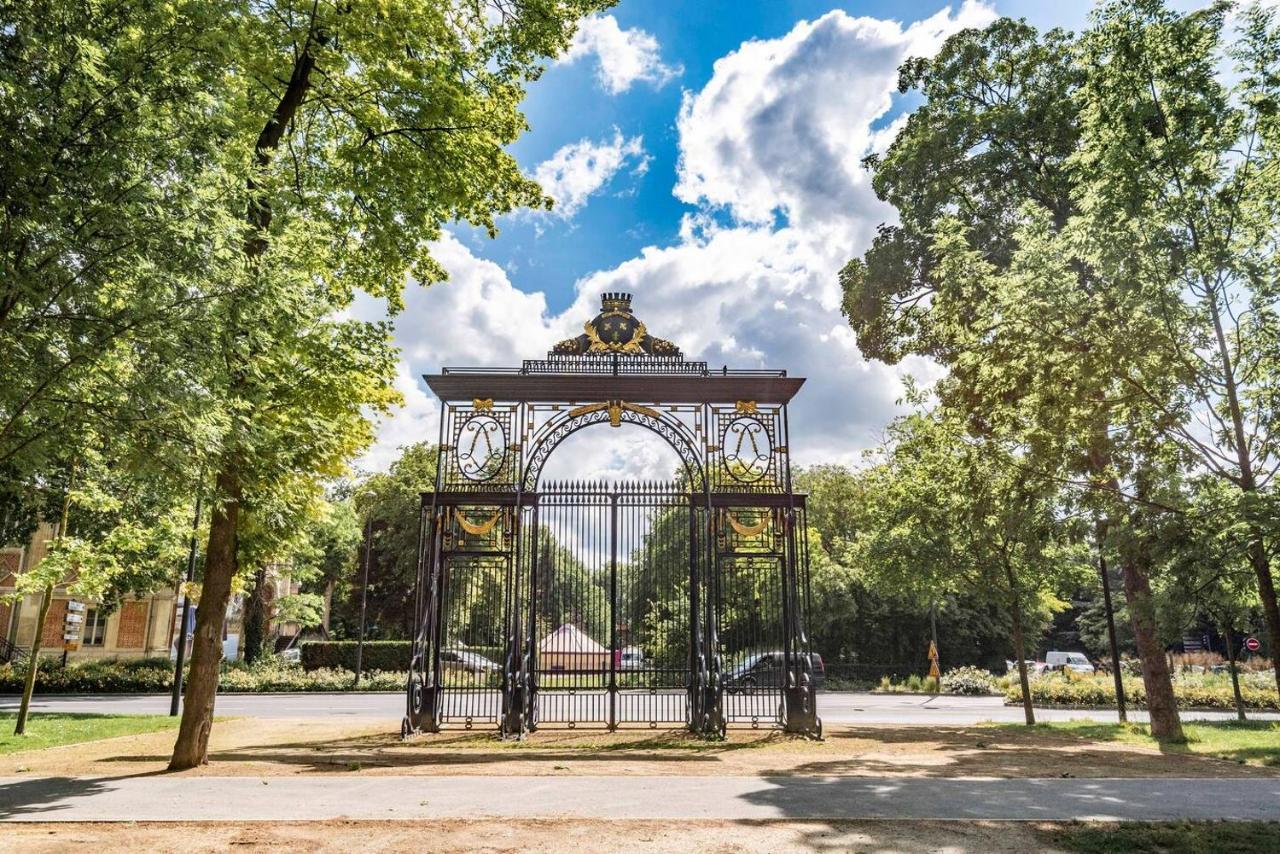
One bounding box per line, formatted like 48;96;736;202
404;294;820;738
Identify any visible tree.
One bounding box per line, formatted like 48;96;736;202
343;443;439;639
1;1;232;528
169;1;613;769
852;412;1086;724
794;464;1016;674
9;448;191;734
1156;475;1263;721
840;14;1187;740
1069;0;1280;698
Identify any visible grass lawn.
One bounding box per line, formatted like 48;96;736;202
0;713;178;755
989;719;1280;767
1043;820;1280;853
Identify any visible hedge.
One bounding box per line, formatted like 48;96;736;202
0;657;406;694
299;641;508;672
300;640;412;672
1005;671;1279;711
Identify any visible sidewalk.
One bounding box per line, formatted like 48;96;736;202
2;775;1277;822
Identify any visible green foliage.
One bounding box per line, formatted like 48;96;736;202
1006;671;1279;711
796;462;1044;670
849;412;1087;669
340;443;438;639
0;714;179;754
940;666;1001;696
300;640;412;673
0;656;406;693
0;657;178;693
0;0;233;515
215;660;403;692
874;668;1001;695
1046;820;1280;853
875;674;937;694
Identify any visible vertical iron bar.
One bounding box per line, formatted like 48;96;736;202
527;499;540;730
687;491;698;728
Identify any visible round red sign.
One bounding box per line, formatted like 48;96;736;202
1245;637;1261;652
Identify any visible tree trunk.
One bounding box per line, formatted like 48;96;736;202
1245;539;1280;699
168;465;240;769
1003;559;1035;726
1088;434;1181;740
166;37;316;771
1118;543;1183;741
1223;618;1247;723
243;567;269;666
322;579;334;634
16;487;73;735
1204;288;1280;700
13;583;54;736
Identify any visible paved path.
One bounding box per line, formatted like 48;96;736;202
1;691;1274;725
1;775;1277;822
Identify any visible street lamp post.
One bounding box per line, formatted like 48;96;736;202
353;498;375;686
170;492;202;717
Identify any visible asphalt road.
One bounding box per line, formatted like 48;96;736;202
3;775;1279;822
1;691;1275;725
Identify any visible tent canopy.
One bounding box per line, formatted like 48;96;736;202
538;623;607;654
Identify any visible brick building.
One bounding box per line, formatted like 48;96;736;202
1;522;178;662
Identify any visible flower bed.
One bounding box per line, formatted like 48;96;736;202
1005;670;1279;711
0;657;406;694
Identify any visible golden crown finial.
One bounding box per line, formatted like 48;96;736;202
601;292;632;312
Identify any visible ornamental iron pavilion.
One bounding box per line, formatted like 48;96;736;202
404;293;821;738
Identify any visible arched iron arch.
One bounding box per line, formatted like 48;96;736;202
522;406;706;491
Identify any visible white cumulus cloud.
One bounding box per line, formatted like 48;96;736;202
533;130;649;218
362;4;991;476
561;14;682;94
676;2;996;227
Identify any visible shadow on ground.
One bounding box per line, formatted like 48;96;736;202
0;770;172;820
25;722;1280;779
95;729;788;773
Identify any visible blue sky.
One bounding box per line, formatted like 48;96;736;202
457;0;1091;315
359;1;1187;477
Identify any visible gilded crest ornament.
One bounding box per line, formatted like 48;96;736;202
552;293;682;357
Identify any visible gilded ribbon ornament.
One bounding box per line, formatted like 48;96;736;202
454;509;501;536
726;511;770;537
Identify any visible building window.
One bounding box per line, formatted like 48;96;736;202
83;609;108;647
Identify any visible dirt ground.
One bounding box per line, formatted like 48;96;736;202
1;717;1276;780
0;819;1096;853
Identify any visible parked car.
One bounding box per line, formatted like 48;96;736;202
723;651;825;691
616;647;646;670
1044;650;1095;674
278;647;301;664
441;649;501;674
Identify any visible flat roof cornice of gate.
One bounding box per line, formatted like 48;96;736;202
421;490;808;509
426;356;802;404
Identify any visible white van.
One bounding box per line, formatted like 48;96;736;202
1045;651;1095;673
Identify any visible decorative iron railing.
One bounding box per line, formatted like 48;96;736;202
0;638;28;665
438;355;787;378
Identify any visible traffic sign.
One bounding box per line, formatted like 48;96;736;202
1245;637;1261;652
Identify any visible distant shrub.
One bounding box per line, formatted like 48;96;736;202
0;657;405;694
300;641;413;672
940;666;999;696
1005;671;1278;711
